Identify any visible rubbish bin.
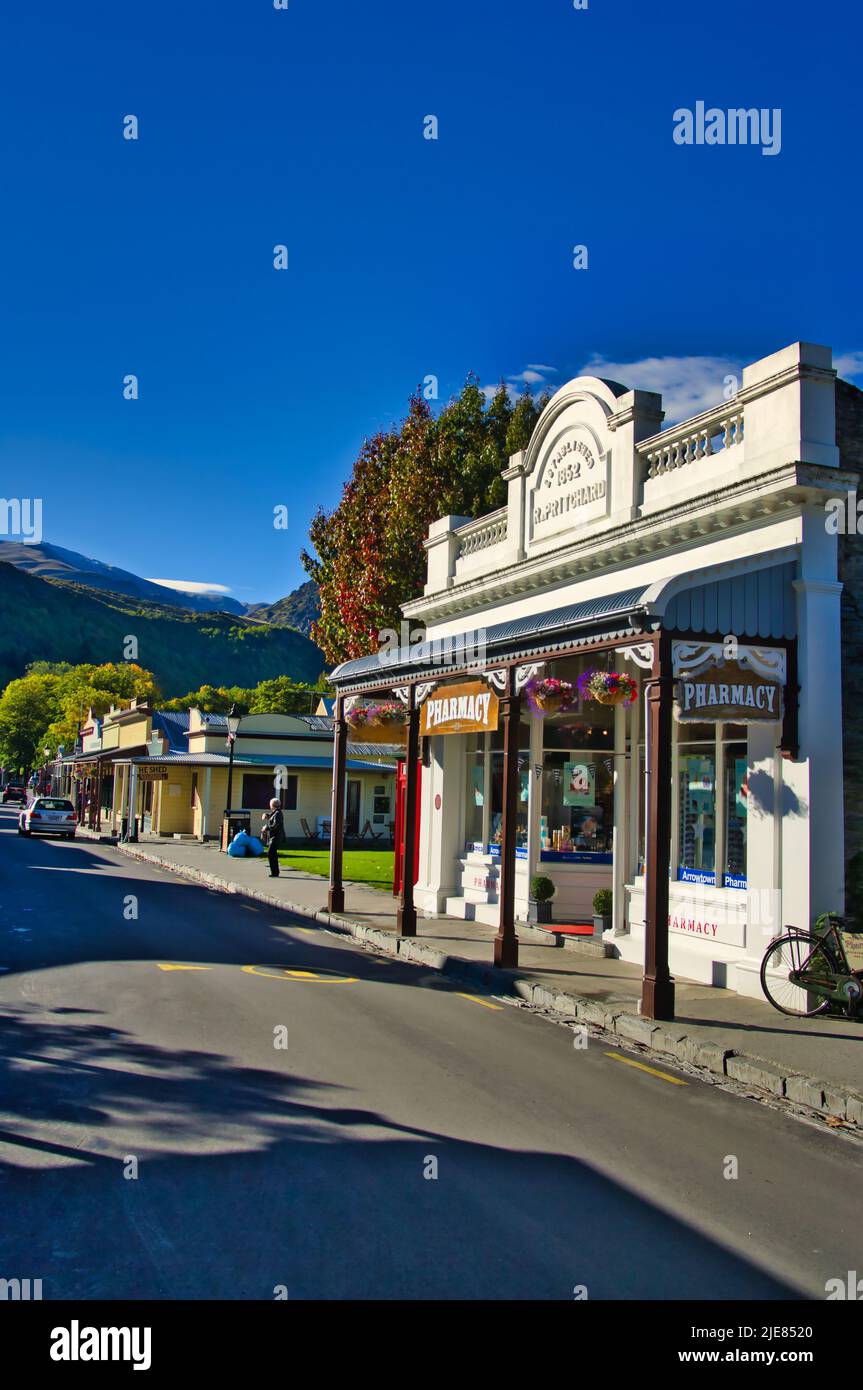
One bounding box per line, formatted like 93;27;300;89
120;815;139;844
221;810;251;850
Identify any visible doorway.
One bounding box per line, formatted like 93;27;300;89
346;780;361;836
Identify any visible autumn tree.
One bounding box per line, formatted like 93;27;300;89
302;378;547;663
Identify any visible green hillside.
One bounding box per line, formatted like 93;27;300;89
246;579;320;635
0;562;325;696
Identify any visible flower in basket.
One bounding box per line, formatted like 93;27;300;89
364;700;408;727
344;705;370;731
577;669;638;706
524;675;575;716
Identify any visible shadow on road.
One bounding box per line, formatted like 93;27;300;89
0;1001;801;1301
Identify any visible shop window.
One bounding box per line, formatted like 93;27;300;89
541;751;614;860
723;736;748;888
676;723;748;888
677;726;716;882
539;693;615;863
463;723;530;857
464;734;486;852
242;773;298;810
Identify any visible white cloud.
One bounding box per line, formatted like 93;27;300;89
481;363;559;403
834;351;863;381
147;578;233;596
580;353;742;425
482;350;863;425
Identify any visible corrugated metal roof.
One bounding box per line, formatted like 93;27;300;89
664;562;797;639
299;714;334;730
152;710;190;753
330;586;651;686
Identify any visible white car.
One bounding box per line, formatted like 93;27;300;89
18;796;78;839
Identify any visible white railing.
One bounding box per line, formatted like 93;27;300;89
638;404;744;479
455;508;508;559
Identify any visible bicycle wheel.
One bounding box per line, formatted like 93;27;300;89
760;933;836;1017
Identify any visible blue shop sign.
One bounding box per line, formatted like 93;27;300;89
488;843;528;860
677;866;748;889
678;867;715;885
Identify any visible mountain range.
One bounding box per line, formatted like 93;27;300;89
0;541;324;695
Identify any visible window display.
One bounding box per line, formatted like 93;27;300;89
676;723;748;887
463;723;530;857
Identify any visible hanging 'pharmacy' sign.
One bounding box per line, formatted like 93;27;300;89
675;661;783;724
420;681;499;736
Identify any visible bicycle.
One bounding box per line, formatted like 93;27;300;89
760;914;863;1018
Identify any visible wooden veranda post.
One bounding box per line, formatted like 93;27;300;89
328;695;348;914
495;669;521;969
641;630;676;1020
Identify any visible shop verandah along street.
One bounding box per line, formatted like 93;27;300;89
326;342;858;1022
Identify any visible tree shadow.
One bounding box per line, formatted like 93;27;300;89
0;1003;802;1301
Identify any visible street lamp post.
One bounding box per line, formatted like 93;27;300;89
43;747;51;796
223;705;241;848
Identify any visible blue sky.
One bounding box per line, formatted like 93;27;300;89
1;0;860;604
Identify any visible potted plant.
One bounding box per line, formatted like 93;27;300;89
578;669;638;707
592;887;613;936
528;874;556;924
524;676;575;716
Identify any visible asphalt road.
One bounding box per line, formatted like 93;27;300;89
0;806;860;1301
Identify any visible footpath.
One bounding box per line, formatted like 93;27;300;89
100;832;863;1129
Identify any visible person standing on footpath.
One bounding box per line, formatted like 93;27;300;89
264;797;285;877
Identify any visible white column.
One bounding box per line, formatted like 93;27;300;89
734;720;781;998
784;574;845;925
628;675;642;880
612;703;627;933
415;734;462;914
526;714;543;887
482;733;492;847
127;763;139;838
201;766;212;840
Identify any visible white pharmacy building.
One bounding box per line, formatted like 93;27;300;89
330;342;860;1001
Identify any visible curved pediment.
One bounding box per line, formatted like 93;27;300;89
521;375;629;548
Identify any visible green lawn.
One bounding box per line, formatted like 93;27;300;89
278;847;395;891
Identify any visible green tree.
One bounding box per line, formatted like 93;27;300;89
0;662;160;769
0;673;61;772
247;677;328;716
302;377;549;664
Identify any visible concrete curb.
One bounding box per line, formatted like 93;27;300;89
116;842;863;1130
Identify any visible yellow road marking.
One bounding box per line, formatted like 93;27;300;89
604;1050;688;1085
456;992;503;1011
241;965;358;984
157;964;212;972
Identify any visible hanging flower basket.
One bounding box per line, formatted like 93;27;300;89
362;700;408;729
345;705;371;732
577;669;638;707
524;676;575;716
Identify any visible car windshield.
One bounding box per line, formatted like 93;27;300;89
35;799;74;811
